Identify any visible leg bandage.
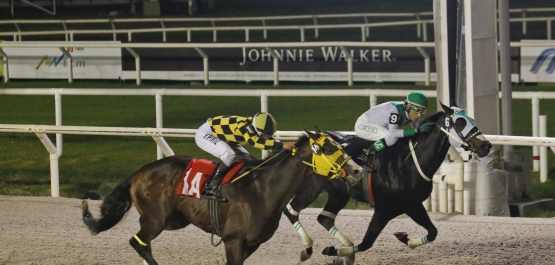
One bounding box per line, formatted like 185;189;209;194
320;210;336;220
294;221;313;248
134;234;148;246
407;237;428;249
286;204;299;216
329;226;353;247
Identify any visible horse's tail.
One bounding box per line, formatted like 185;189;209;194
81;175;134;235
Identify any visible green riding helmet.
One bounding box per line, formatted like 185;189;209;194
405;91;428;114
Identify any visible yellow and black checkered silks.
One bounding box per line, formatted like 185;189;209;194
209;115;283;150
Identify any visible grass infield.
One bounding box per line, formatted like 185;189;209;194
0;80;554;214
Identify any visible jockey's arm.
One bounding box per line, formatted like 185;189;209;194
239;125;283;150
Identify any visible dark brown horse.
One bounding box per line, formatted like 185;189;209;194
81;129;363;265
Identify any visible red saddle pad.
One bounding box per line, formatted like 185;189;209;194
176;159;245;199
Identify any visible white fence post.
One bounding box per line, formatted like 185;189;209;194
533;96;540;171
35;132;59;197
0;49;8;83
261;93;269;158
156;93;164;159
55;92;63;156
540;115;548;182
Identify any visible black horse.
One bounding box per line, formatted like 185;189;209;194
81;129;363;265
283;103;493;264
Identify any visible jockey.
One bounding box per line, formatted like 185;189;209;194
195;112;295;202
354;91;434;157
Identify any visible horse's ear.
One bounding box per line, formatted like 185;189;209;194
314;126;322;134
439;101;453;115
304;129;318;140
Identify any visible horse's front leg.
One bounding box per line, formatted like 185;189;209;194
394;203;437;249
284;203;314;262
284;175;327;262
317;187;354;265
223;239;245;265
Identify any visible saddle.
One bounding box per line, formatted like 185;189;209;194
325;131;375;167
176;159;246;198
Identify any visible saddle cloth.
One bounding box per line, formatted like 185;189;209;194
176;159;245;198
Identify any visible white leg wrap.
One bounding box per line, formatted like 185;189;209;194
286;204;299;216
337;245;358;257
329;226;353;247
294;221;313;248
320;210;337;220
407;237;428;249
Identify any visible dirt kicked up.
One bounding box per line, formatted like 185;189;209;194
1;195;555;265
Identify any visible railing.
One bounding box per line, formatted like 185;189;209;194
1;8;555;42
0;88;553;177
0;19;434;42
1;123;553;200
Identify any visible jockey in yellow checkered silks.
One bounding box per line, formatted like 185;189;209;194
195;112;295;202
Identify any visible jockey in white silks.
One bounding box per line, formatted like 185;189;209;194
354;91;434;156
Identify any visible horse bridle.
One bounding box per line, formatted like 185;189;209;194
440;110;482;153
293;133;351;180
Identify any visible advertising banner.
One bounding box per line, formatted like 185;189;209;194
3;41;121;79
520;40;555;83
121;46;436;83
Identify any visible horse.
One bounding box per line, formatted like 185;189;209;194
283;103;493;264
81;128;363;265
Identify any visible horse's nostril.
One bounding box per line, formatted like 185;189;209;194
481;142;491;149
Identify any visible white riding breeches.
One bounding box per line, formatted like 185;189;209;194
195;122;249;166
354;114;399;147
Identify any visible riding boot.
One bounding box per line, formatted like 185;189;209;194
202;162;229;202
362;140;387;172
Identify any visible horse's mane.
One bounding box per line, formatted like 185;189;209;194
243;134;309;168
235;134;310;185
388;110;446;150
421;110;444;124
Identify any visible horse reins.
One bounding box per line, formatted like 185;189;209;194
230;149;288;183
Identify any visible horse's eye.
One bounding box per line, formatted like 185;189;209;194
455;118;467;128
323;144;337;155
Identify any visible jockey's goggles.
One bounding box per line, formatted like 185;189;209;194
409;104;427;114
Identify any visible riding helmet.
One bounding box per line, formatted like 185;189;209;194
405;91;428;113
252;112;277;137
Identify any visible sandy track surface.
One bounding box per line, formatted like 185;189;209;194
1;195;555;265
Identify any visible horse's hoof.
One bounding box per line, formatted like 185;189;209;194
300;247;312;262
394;232;409;244
344;255;355;265
322;246;338;256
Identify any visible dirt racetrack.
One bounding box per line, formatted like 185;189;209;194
1;195;555;265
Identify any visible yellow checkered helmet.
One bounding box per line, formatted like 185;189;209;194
252;112;277;137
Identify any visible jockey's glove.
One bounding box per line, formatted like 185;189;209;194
418;122;434;133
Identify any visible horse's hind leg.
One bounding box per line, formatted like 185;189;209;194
323;209;393;257
317;187;354;265
129;216;167;265
395;203;437;249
